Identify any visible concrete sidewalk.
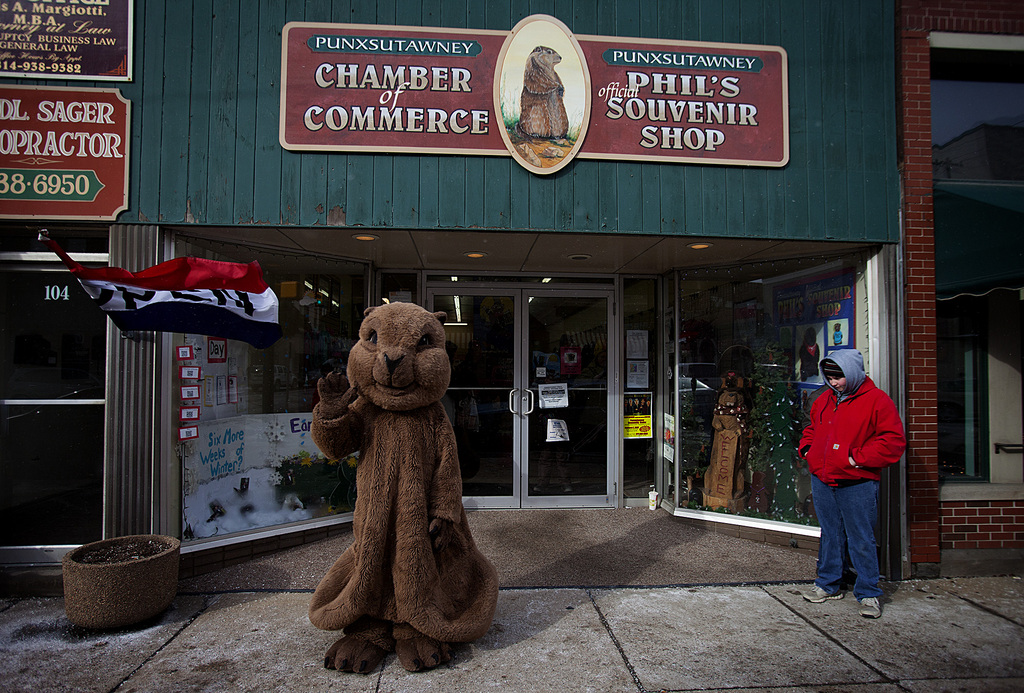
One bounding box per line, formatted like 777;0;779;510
2;576;1022;692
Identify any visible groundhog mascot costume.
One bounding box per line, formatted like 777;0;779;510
309;302;498;675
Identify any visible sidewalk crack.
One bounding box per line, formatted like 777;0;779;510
109;593;217;693
586;588;648;693
762;586;906;690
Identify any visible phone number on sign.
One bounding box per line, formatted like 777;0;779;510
0;60;83;75
0;171;96;200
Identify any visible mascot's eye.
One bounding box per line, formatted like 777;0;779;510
418;334;432;348
368;331;378;344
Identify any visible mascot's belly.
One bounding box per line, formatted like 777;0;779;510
308;408;497;643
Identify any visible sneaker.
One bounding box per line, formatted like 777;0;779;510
803;585;844;603
859;597;882;618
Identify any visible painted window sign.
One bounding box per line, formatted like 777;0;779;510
772;268;856;384
0;85;130;219
280;15;788;173
0;0;133;81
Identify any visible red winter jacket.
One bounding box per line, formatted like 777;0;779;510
799;376;906;486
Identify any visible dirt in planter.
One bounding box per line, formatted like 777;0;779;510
76;538;171;564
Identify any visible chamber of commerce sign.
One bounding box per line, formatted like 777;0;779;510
0;84;130;220
281;15;788;175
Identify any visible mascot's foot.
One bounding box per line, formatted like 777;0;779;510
323;634;388;675
396;635;451;672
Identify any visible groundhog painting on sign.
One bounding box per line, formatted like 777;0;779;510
515;45;569;140
308;302;498;675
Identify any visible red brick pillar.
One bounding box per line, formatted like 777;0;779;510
899;0;1024;574
899;28;941;571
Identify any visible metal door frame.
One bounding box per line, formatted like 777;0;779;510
427;283;618;509
0;256;108;566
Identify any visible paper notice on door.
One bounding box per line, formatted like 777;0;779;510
538;382;569;409
546;418;570;442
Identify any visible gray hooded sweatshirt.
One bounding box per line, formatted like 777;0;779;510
820;349;866;402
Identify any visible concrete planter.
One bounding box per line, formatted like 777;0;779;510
62;534;180;629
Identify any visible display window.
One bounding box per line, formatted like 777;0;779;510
670;252;872;525
172;238;366;542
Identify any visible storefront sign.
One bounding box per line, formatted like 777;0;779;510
772;268;856;384
280;15;788;173
0;0;132;80
578;34;787;167
280;22;509;156
0;85;129;219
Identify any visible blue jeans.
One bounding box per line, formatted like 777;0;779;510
811;475;882;601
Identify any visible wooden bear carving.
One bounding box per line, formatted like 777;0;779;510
702;387;750;510
308;302;498;674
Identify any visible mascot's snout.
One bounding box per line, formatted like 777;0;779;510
378;350;411;387
384;352;404;374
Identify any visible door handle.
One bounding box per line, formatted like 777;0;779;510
523;388;535;415
508;388;519;414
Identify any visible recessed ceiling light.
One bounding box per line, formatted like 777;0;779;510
688;242;712;250
568;253;591;261
352;233;379;241
464;251;487;258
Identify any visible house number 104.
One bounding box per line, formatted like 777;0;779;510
44;285;70;301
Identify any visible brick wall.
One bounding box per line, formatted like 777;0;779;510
941;501;1024;550
898;1;1024;568
902;0;1024;33
899;23;941;567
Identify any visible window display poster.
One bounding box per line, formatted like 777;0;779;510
180;413;350;540
208;337;227;363
560;346;582;374
663;413;675;463
532;350;561;378
773;269;855;382
627;360;649;389
538;382;569;409
624;392;652;439
626;330;648;359
546;418;570;442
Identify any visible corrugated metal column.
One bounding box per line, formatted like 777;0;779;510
867;243;907;580
103;224;165;537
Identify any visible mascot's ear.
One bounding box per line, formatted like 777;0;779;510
363;306;379;317
433;311;448;325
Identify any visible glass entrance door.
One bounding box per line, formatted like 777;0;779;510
0;265;106;554
430;288;614;509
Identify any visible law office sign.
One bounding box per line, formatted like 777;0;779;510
0;84;130;220
280;15;788;174
0;0;134;81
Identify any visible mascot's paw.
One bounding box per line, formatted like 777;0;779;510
428;518;455;552
323;634;388;675
396;635;451;672
316;372;358;417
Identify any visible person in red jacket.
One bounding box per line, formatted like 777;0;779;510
798;349;906;618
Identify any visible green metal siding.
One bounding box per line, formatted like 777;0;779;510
38;0;899;242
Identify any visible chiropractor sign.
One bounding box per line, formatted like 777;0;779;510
0;84;129;219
